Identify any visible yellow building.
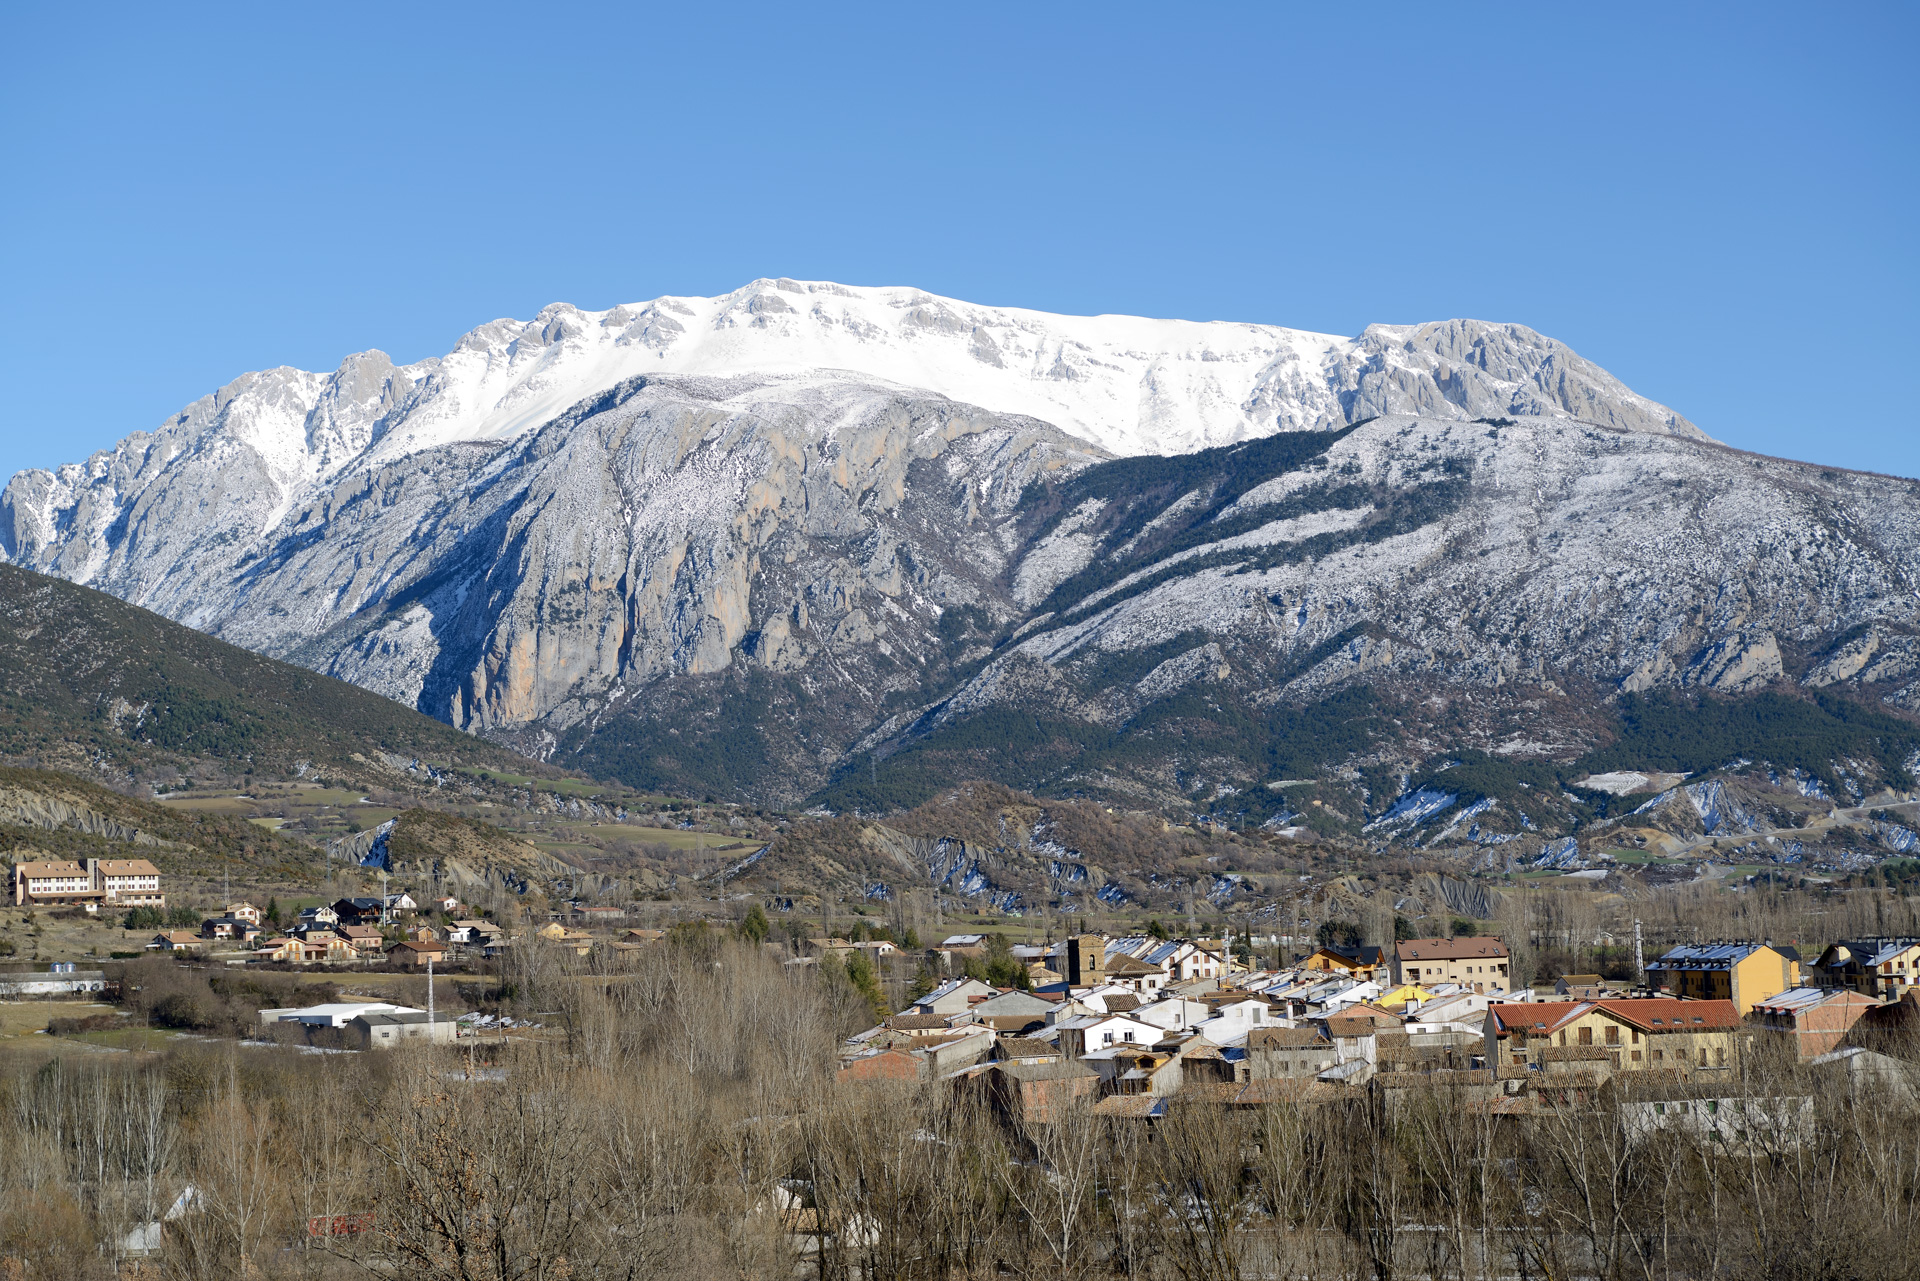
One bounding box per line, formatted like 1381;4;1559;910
1644;942;1799;1015
1808;938;1920;1000
1303;944;1383;981
1376;982;1435;1011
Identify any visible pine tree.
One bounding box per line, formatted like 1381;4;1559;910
739;903;770;944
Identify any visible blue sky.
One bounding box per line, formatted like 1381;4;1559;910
2;4;1914;478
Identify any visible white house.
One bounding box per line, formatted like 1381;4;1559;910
1132;998;1212;1033
1053;1014;1161;1058
911;978;994;1016
1194;998;1274;1046
1619;1092;1814;1148
1313;981;1384;1015
1406;991;1495;1035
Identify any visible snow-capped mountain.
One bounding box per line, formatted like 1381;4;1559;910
3;280;1909;810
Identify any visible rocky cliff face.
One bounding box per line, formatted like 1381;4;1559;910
4;283;1911;811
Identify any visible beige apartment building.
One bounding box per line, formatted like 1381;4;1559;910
10;859;96;906
10;856;164;908
1391;937;1511;992
94;859;164;906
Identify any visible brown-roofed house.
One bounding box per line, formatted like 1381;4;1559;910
885;1013;971;1040
1246;1025;1339;1079
386;939;447;967
838;1047;922;1083
1325;1003;1405;1036
1103;953;1169;994
337;925;386;958
992;1037;1060;1063
1303;944;1383;980
1392;937;1511;991
964;1060;1100;1125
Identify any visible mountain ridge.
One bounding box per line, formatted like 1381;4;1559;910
0;560;568;787
5;283;1912;827
0;281;1701;599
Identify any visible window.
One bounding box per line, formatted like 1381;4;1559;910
1605;1026;1620;1045
1578;1027;1593;1046
1632;1051;1642;1062
1698;1049;1708;1066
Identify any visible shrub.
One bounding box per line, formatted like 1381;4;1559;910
123;906;165;931
46;1013;119;1036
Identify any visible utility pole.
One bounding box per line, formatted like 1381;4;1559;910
427;955;435;1041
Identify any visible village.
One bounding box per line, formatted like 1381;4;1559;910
8;846;1920;1275
828;929;1920;1122
10;853;1920;1104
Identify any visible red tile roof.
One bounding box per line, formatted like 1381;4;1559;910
1489;998;1741;1039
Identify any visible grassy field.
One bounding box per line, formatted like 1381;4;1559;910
0;999;104;1038
156;785;407;852
158;794;257;814
64;1024;183;1052
586;824;762;852
0;906;188;965
0;1000;137;1057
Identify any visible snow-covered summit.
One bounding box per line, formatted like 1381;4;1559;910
1;279;1699;580
394;279;1700;458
